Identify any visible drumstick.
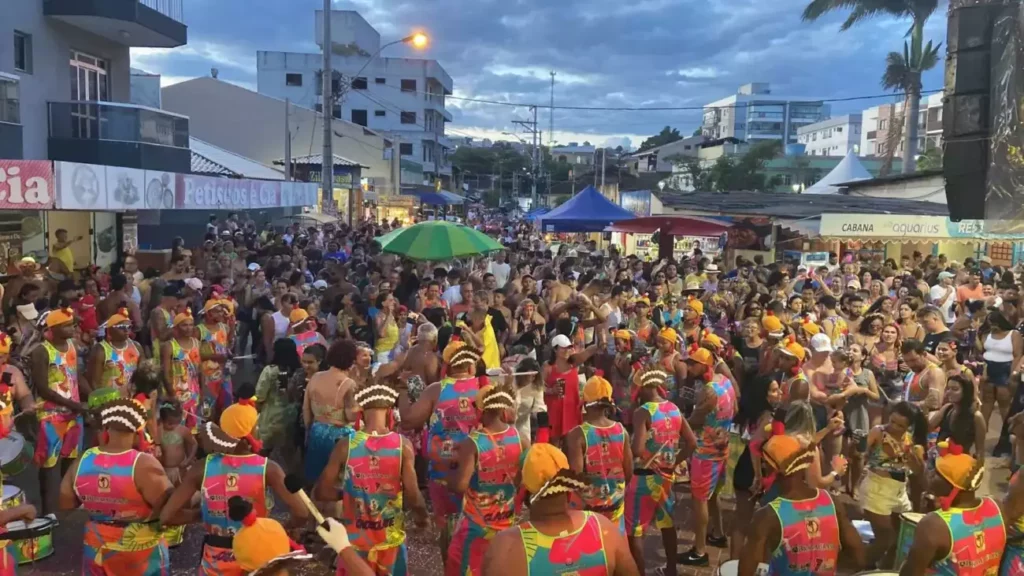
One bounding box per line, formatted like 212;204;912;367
641;440;673;469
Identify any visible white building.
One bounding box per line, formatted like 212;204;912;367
796;114;862;156
551;143;595;167
860;93;942;158
628;135;706;173
256;10;453;182
702;83;830;144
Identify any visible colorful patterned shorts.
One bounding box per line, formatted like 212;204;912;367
337;544;406;576
689;457;727;502
34;415;84;469
625;473;674;537
446;520;498;576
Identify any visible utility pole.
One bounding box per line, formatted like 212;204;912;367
513;107;542;208
548;72;555;145
284;98;291;181
321;0;335;218
600;148;606;190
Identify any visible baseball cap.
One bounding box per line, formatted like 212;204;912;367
16;303;38;321
810;333;833;353
550;334;573;349
938;271;955;280
312;279;328;290
247;263;261;272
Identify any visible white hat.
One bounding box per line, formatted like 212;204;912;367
184;278;203;291
247;263;261;272
980;255;993;264
550;334;573;349
810;333;833;353
16;304;37;321
567;249;579;258
312;279;328;290
705;264;720;274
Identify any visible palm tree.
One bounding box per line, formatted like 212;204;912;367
803;0;939;173
878;40;941;174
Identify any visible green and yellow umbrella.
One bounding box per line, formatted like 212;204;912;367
375;220;504;261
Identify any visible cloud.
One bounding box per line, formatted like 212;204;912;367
135;0;947;145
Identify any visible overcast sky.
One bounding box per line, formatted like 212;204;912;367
133;0;947;150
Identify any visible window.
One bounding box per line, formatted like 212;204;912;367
879;119;888;130
332;105;341;119
315;103;323;113
351;109;367;126
374;110;386;117
375;78;386;84
401;79;416;93
13;32;31;73
351;77;367;90
285;73;302;87
836;126;843;133
0;76;20;124
400;111;416;124
399;143;413;156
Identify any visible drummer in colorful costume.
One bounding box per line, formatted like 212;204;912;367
148;284;180;366
160;386;309;576
739;433;865;576
566;371;631;531
902;441;1009;576
86;308;142;399
161;309;201;432
60;396;176;575
287;309;326;356
447;380;528;576
650;327;686;405
199;299;234;421
481;443;639;575
316;378;429;575
397;341;483;569
227;496;313;576
0;331;36;441
29;307;86;515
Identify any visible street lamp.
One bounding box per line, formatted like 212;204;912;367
351;32;430;81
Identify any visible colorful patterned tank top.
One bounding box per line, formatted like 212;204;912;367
169;338;200;400
100;341;140;397
518;511;609;575
580;422;626;515
201;453;271;537
289;330;322;356
694;375;736;461
929;497;1005;576
39;340;79;419
638;401;683;480
768;489;841;576
341;431;405;552
74;448;153;522
427;377;481;482
653;351;681;403
462;426;522;531
150;307;173;356
866;426;911;473
198;323;229;381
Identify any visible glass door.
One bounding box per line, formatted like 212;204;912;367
70;51;108;139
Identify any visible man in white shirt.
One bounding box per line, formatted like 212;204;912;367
488;253;511;289
930;271;957;326
600;285;626;353
442;272;463;306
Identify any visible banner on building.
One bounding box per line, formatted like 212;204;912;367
0;160;54;209
819;214;1024;241
51;161;319;211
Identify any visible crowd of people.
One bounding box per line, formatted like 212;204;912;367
1;212;1024;575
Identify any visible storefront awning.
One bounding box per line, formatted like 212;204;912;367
607;215;730;236
819;214;1024;243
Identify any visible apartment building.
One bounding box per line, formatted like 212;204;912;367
860;93;943;158
701;83;830;144
551;143;596;168
796;114;862;156
257;10;453;183
628;135;706;173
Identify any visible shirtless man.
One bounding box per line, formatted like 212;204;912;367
98;275;143;330
902;338;947;414
403;322;441;394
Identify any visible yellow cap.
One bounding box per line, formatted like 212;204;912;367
701;331;723;350
687;297;704;315
779;339;806;362
522;443;569;494
688;347;714;367
935;441;982;491
106;307;132;328
220;403;258;440
582;372;613;404
289;308;310;326
799;318;821;336
658;327;678;344
173;310;193;326
0;332;12;355
45;307;74;328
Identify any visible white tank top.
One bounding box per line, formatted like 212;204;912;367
271;311;289;340
983;332;1015;363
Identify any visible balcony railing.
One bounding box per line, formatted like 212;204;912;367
48;101;188;148
140;0;183;22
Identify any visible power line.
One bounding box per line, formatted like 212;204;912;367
370;80;943;112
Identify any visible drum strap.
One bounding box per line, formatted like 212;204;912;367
204;534;234;549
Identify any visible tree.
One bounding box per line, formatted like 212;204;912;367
878;39;940;175
803;0;939;173
917;146;943;171
669;155;714;191
668;140;783;192
638;126;683;152
692;127;703;137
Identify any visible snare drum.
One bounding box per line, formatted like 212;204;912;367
1;485;24;511
5;517;55;564
0;433;30;477
895;512;925;568
717;559;768;576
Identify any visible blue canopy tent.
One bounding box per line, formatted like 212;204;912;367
538;186;635;232
401;186;465;206
524;207;550;221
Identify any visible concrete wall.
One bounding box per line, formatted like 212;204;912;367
0;0;131;160
130;70;162;108
161;77;393;191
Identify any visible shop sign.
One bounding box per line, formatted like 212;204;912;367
619;190;652;217
177;175;255;210
820;214;1024;241
0;160;54;209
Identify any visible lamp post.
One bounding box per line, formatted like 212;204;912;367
322;17;429;223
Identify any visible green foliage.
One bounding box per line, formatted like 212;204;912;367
668;140;783;192
638;126;683;152
482;190;501;208
917;146;943;171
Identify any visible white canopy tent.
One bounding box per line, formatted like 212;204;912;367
803;150;874;195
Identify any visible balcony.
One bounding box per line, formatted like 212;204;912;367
48;101;190;173
44;0;186;48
